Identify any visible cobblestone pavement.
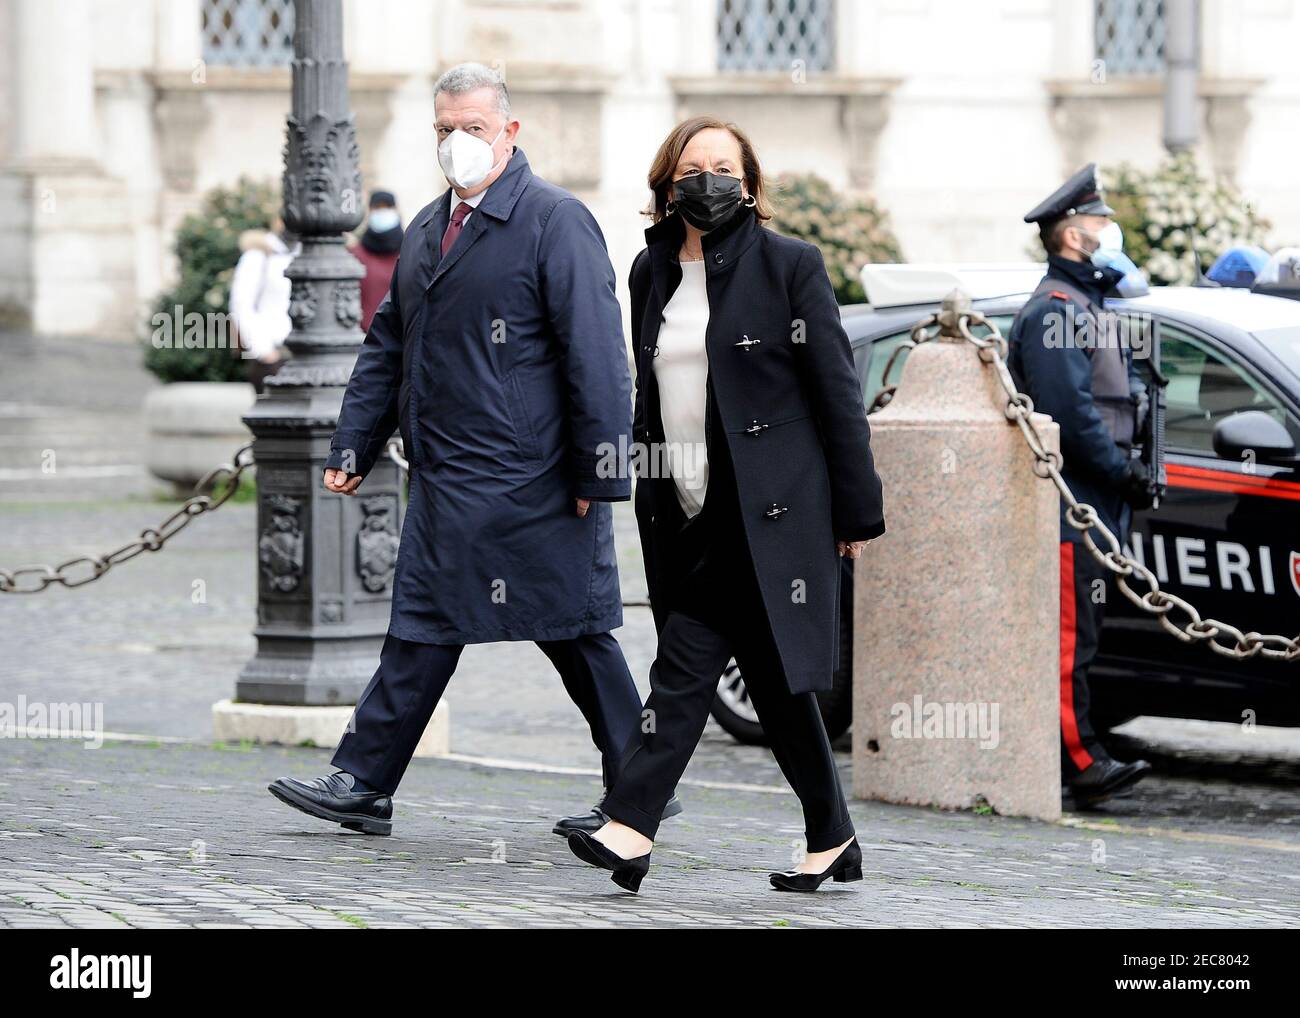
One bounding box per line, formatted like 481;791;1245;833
0;332;157;503
4;330;1300;928
1;737;1297;929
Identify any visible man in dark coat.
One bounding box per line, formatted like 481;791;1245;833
269;63;679;836
1007;163;1154;807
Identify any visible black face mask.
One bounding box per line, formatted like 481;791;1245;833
671;172;744;232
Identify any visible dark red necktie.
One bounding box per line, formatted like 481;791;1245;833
441;201;472;257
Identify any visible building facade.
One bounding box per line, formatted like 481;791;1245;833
1;0;1298;338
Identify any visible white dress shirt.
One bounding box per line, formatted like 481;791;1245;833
451;189;485;219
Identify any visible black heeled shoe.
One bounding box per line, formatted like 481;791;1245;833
566;830;651;893
769;839;862;892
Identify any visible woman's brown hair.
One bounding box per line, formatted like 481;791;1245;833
644;115;773;223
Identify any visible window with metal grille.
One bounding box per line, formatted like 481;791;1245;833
1094;0;1166;76
717;0;836;73
202;0;295;68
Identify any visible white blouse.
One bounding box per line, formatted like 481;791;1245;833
653;259;711;517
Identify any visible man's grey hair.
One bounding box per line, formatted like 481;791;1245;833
434;62;511;118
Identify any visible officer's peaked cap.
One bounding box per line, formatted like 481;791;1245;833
1024;163;1116;225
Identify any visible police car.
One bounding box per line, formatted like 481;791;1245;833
711;264;1300;744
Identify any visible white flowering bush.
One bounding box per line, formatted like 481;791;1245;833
1102;153;1270;286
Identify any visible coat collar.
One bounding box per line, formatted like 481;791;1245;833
469;146;533;222
413;147;534;289
1046;252;1125;303
643;206;761;302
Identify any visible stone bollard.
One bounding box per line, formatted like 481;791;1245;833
852;290;1063;821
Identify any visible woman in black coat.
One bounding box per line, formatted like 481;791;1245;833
566;116;886;894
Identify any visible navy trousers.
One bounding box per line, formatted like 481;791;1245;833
332;631;644;795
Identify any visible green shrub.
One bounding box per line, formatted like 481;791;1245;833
143;178;280;383
1102;153;1270;286
769;173;903;305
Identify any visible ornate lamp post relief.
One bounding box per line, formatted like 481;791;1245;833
228;0;404;711
259;494;305;594
357;497;399;594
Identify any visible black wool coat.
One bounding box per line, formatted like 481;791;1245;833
630;208;885;695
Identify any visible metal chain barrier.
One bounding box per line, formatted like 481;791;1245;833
2;435;668;614
905;303;1300;663
3;438;405;595
0;444;255;595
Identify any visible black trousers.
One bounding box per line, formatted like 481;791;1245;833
332;630;644;795
601;489;855;853
1059;540;1109;778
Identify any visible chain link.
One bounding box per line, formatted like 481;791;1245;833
0;445;255;595
905;308;1300;663
3;437;407;595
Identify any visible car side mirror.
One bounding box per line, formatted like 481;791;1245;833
1211;411;1300;467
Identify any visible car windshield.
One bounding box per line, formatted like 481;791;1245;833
1253;326;1300;382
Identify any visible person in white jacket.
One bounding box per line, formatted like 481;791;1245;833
229;219;299;389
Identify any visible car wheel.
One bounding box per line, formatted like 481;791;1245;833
711;658;769;745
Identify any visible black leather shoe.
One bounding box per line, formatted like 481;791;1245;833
1068;757;1152;807
567;830;651;893
552;794;684;837
553;808;607;837
769;839;862;892
268;772;393;835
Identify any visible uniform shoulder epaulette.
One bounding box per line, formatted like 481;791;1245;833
1047;289;1072;301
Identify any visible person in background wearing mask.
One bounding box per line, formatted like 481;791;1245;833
564;116;885;894
229;215;299;392
1008;164;1154;809
354;190;403;331
268;62;681;839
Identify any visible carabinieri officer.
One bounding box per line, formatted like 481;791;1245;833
1008;164;1154;808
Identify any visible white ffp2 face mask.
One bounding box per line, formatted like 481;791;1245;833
437;124;507;190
